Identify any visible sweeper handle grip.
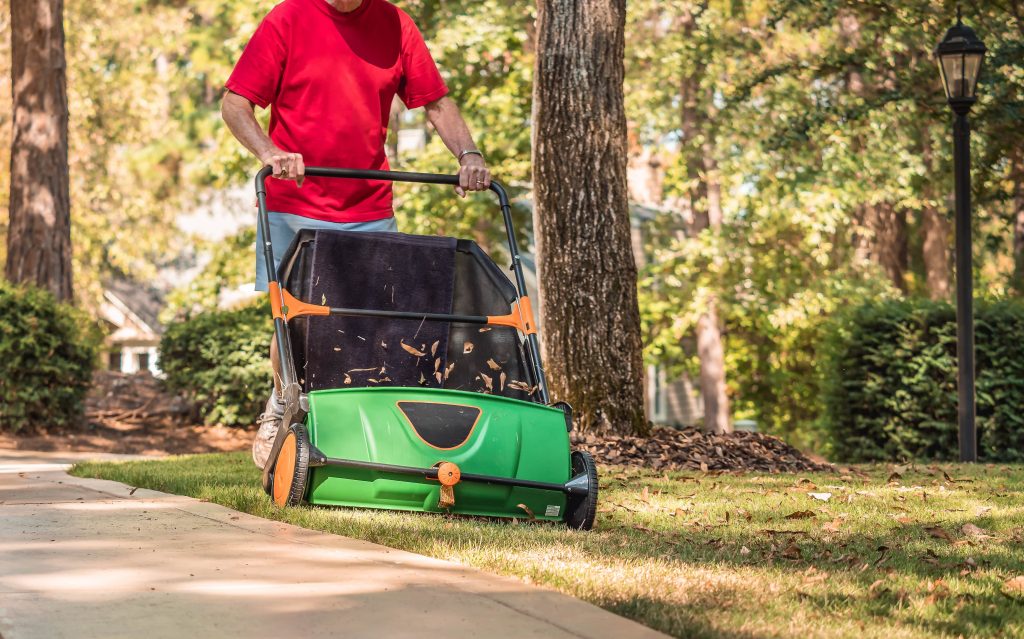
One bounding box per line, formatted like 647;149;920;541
254;165;513;209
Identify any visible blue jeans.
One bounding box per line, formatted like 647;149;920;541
254;212;398;291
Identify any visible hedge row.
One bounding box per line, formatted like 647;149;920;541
159;302;271;427
0;282;98;433
822;299;1024;462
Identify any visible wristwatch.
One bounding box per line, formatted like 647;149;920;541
458;149;484;163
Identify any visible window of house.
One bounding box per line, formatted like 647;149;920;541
138;352;150;372
108;350;123;371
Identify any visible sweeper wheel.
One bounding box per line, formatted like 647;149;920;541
271;424;310;507
565;450;598;530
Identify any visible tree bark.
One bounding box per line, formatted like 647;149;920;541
678;11;730;433
6;0;72;302
1012;149;1024;295
920;133;951;300
921;204;951;299
532;0;648;435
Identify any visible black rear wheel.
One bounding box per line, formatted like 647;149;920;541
565;450;598;530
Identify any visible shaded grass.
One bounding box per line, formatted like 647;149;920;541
70;456;1024;639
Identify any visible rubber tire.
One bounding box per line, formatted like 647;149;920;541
564;450;598;530
271;424;310;507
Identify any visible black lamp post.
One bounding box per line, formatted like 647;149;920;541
934;10;986;463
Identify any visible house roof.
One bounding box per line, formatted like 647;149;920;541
103;276;165;335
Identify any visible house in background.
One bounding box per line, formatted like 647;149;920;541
99;278;164;375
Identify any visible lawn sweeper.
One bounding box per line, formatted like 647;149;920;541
256;166;598;529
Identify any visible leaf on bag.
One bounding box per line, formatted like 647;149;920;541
434;371;442;384
486;358;502;371
925;525;953;542
343;374;352;385
480;373;493;392
431;340;439;356
500;372;507;391
785;510;816;520
508;380;532;392
463;341;475;354
333;347;341;352
478;327;492;332
516;503;536;520
419;372;426;385
401;341;426;357
434;358;441;372
809;492;832;502
445;362;455;380
321;293;327;305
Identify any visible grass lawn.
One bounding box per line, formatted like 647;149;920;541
71;455;1024;639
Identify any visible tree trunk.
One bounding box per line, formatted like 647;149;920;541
532;0;648;436
920;133;951;300
921;204;951;299
678;12;731;433
1012;150;1024;295
696;302;730;433
6;0;72;302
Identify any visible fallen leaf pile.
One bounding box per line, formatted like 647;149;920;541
571;426;831;473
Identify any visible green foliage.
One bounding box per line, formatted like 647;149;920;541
159;302;271;427
0;282;98;433
822;299;1024;462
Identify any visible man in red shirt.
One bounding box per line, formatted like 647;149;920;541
222;0;491;468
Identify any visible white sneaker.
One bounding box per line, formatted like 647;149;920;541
252;393;285;469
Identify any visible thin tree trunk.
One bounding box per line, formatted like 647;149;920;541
6;0;72;302
920;133;951;299
679;12;730;433
922;204;951;299
532;0;648;436
1012;150;1024;294
696;302;729;433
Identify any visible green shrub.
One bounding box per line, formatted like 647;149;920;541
0;282;99;433
822;299;1024;462
159;302;272;427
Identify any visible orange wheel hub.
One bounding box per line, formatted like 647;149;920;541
273;431;297;507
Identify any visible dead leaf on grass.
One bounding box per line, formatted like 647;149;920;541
925;525;953;542
781;543;802;560
809;492;832;502
785;510;816;520
962;523;994;539
740;546;751;555
1003;576;1024;598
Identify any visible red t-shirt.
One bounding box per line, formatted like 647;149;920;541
226;0;448;222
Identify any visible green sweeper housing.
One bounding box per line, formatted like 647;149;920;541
257;166;598;529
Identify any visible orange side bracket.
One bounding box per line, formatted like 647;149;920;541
487;296;538;335
267;282;330;321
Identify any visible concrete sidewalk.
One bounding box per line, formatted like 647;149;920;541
0;451;667;639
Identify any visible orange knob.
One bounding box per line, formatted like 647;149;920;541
436;462;461;487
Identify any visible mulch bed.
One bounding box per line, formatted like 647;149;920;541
0;371;253;456
572;427;833;473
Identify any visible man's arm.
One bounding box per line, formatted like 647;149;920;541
424;96;490;197
221;90;305;186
